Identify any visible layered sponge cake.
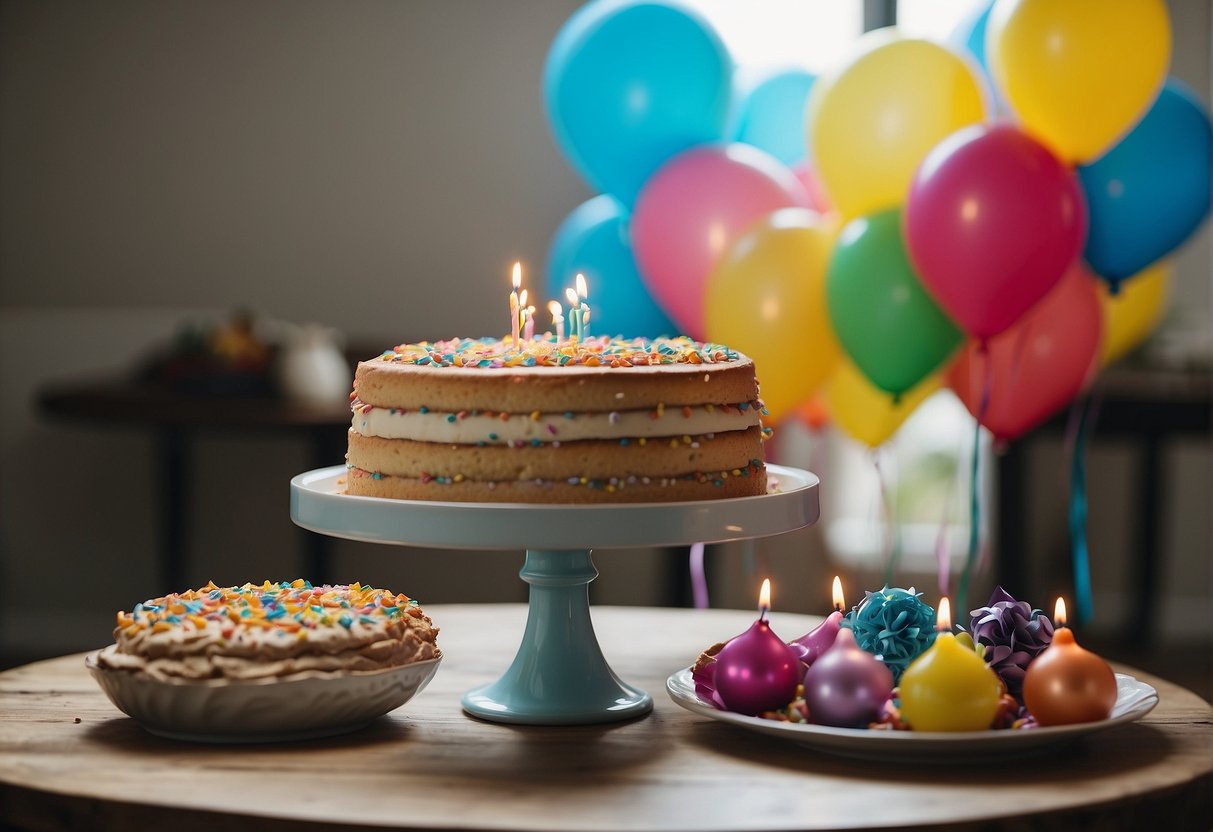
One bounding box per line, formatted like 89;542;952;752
346;335;770;502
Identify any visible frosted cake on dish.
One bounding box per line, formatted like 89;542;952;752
95;580;440;682
346;335;770;502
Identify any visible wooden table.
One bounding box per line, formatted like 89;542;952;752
2;605;1210;831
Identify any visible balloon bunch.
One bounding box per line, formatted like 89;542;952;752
543;0;1210;439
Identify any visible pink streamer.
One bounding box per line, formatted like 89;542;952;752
689;542;708;609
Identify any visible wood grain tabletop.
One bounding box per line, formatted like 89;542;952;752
2;604;1210;831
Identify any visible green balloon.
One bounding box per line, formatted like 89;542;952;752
827;209;963;395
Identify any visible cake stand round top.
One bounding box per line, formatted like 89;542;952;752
290;464;818;550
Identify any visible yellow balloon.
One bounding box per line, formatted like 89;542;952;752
987;0;1171;164
1099;260;1172;367
806;29;987;221
704;208;840;423
825;358;940;448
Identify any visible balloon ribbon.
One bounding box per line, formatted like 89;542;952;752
689;542;708;609
957;346;992;619
875;451;901;586
1067;396;1096;624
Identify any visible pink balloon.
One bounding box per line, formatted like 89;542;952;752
792;160;833;215
947;264;1102;442
905;124;1087;341
632;144;809;337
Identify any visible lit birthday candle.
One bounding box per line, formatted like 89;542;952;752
509;262;522;351
801;587;893;728
790;575;845;667
1022;598;1117;726
548;300;564;345
898;597;1002;732
519;289;534;345
713;579;801;716
576;272;590;340
564;287;581;342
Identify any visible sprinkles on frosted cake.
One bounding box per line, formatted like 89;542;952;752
95;580;440;682
346;334;772;503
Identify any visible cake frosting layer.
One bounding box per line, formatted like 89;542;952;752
350;401;761;444
97;581;440;682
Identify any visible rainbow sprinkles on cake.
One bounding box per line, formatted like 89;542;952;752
346;333;771;503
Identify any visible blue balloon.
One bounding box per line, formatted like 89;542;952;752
543;0;732;206
951;0;993;73
731;69;816;167
1078;78;1212;288
546;195;677;339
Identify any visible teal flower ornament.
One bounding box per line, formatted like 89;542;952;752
842;586;937;683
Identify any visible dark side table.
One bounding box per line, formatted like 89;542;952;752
996;362;1211;648
37;380;353;594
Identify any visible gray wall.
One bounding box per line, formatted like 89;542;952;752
1;0;1209;660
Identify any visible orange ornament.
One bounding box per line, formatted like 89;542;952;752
1023;624;1117;727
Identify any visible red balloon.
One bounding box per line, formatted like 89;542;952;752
905;125;1087;341
947;264;1102;441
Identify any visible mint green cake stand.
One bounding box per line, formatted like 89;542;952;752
290;464;819;726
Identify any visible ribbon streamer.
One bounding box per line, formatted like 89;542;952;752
957;346;993;619
689;542;708;609
1067;396;1097;624
874;450;901;586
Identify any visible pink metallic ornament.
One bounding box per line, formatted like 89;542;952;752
714;579;801;716
802;628;894;728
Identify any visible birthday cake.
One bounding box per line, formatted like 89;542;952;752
95;581;440;682
346;335;770;502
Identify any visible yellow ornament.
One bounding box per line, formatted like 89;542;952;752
898;598;1002;732
987;0;1171;163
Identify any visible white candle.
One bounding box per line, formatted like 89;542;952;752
564;287;580;342
523;304;535;344
548;300;564;345
576;273;589;341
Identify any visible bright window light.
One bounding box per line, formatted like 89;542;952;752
684;0;864;73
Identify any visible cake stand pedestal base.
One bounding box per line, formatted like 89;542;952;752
461;549;652;725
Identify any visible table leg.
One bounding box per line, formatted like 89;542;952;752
996;442;1029;598
300;427;344;584
153;427;187;594
1131;434;1164;649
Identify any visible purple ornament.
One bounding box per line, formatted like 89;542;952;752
802;628;894;728
969;585;1054;701
713;618;801;716
789;610;843;667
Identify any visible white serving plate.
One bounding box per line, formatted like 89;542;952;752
666;667;1158;763
86;651;441;743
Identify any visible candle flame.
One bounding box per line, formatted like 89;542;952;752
758;578;771;614
564;287;579;307
1055;597;1067;628
511;262;521;290
576;272;588;299
831;575;844;612
547;300;562;319
936;597;952;631
518;289;528;308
